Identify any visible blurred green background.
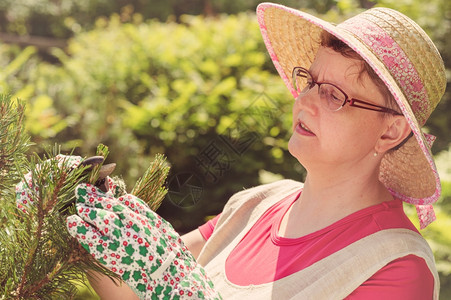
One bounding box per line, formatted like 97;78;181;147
0;0;449;298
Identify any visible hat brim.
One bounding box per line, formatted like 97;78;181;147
257;3;440;205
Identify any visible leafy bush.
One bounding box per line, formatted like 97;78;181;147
0;13;300;232
0;0;333;38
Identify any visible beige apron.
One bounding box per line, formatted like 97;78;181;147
197;180;439;299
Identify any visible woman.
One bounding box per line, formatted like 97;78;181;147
185;3;445;299
66;2;446;299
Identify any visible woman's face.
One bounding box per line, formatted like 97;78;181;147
288;47;391;172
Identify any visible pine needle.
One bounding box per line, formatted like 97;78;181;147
0;95;120;299
0;95;169;298
131;154;170;211
88;144;109;185
0;95;30;200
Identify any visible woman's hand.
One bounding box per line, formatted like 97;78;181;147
15;154;120;211
66;183;220;299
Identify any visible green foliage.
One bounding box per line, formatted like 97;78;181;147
0;146;114;299
74;281;100;300
0;13;300;232
0;95;96;299
0;95;29;199
0;0;111;37
132;153;170;211
0;98;170;297
0;0;339;39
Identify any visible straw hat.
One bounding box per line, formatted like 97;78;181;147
256;3;446;228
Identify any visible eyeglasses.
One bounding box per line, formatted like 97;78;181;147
292;67;401;115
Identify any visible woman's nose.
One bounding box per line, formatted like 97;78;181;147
294;87;318;115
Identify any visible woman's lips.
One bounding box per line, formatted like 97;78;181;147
295;121;315;136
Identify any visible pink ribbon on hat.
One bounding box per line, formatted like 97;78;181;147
415;132;437;229
417;204;435;229
339;14;432;126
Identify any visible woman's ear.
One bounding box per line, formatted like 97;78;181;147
376;116;411;153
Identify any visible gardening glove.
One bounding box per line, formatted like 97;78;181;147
66;183;220;300
16;154;119;212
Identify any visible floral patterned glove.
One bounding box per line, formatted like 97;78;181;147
16;155;120;212
16;155;82;210
66;183;221;300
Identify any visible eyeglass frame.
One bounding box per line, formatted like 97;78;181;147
291;67;402;115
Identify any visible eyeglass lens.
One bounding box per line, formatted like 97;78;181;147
293;68;346;111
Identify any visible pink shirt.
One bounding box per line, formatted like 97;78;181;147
199;191;434;299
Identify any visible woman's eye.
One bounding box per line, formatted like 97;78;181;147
328;93;341;102
331;93;340;101
321;90;339;103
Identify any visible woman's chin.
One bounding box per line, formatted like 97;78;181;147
288;137;307;164
288;135;322;171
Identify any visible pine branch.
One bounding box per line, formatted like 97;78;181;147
15;153;72;298
0;94;171;298
131;153;170;211
88;144;109;185
0;95;118;299
13;152;87;299
0;95;30;200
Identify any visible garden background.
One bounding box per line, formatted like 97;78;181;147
0;0;450;298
